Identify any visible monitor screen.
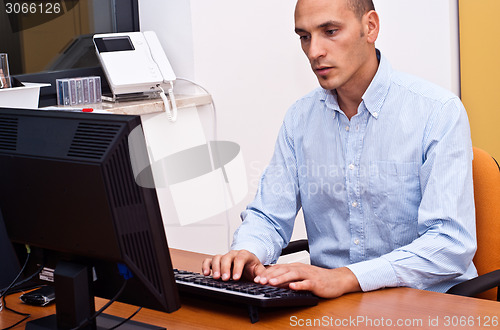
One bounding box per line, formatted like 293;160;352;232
0;107;180;329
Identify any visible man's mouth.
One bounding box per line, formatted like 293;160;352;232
314;66;333;76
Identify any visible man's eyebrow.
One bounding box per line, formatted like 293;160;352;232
295;20;343;34
319;20;342;28
294;27;308;34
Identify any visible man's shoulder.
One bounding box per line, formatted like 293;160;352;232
287;87;325;114
296;87;325;103
390;70;458;105
281;87;325;131
283;87;324;118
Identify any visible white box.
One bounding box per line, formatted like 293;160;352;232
0;82;50;108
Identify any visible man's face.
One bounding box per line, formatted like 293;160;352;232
294;0;373;91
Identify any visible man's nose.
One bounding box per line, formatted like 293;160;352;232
307;36;326;61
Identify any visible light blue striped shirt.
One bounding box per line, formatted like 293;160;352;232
232;52;477;293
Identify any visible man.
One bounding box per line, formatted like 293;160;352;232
202;0;477;298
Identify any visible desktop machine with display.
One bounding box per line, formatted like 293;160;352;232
0;107;180;330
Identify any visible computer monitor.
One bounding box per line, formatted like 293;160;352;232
0;107;180;330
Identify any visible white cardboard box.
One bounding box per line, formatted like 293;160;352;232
0;83;50;109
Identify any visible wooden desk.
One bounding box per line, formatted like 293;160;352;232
1;249;500;329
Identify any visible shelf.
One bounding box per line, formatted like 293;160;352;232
97;93;212;115
44;93;212;115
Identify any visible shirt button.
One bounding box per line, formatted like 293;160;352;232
373;112;379;118
345;125;350;131
348;164;355;170
351;201;358;208
354;239;360;245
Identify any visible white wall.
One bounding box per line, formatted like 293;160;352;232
375;0;460;95
138;0;460;255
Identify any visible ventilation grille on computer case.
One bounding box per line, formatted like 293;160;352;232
104;139;142;208
0;116;18;151
123;230;163;295
68;122;121;159
103;138;164;295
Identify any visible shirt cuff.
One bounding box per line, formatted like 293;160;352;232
230;241;269;264
346;257;399;292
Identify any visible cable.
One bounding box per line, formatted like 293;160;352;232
1;262;130;330
1;294;31;330
0;264;44;296
0;265;43;322
167;80;178;121
69;278;128;330
0;245;31;300
0;245;32;330
107;307;142;330
1;292;141;330
157;83;177;122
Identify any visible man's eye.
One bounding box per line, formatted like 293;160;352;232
326;29;338;36
299;35;310;41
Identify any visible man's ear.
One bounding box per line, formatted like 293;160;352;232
364;10;380;44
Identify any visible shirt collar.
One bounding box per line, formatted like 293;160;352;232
361;49;392;119
320;49;392;120
320;89;341;115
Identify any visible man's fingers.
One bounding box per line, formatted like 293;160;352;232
220;253;236;281
231;253;249;280
268;267;302;286
233;250;263;280
200;250;264;283
201;258;213;276
210;254;223;279
252;263;267;278
255;264;298;285
204;260;360;298
289;279;313;291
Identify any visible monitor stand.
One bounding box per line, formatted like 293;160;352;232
25;313;164;330
25;261;165;330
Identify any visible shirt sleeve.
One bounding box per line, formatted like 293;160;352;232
231;110;301;264
347;97;477;292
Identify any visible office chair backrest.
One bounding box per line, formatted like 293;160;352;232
471;147;500;300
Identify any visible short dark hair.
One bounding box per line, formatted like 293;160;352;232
347;0;375;19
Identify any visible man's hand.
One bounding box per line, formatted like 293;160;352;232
202;250;266;281
202;251;361;299
254;263;361;298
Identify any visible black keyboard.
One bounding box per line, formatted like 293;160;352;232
174;269;319;322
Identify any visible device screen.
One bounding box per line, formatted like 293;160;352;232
94;37;135;52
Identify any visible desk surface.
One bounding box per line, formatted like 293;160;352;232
1;249;499;329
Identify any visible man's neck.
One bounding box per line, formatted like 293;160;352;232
336;50;379;120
